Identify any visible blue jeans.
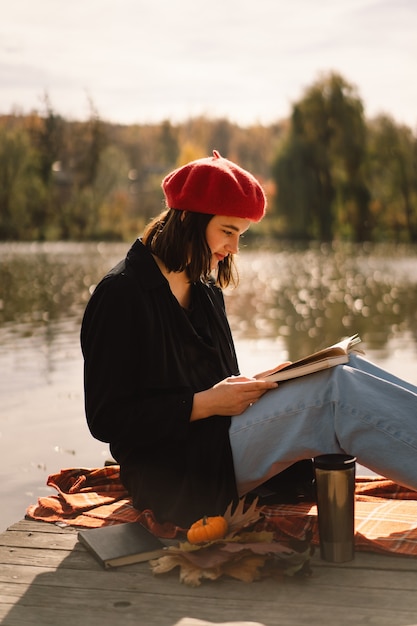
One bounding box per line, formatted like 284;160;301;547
229;355;417;495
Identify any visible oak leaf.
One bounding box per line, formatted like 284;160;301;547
223;497;263;535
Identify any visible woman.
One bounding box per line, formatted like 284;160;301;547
81;150;417;527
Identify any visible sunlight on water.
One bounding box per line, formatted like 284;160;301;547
227;242;417;361
2;240;417;362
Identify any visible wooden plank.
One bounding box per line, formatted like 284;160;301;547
1;520;417;626
1;563;417;619
2;579;417;626
313;550;417;572
2;554;417;597
3;569;417;607
0;544;92;570
0;529;81;551
0;530;81;550
4;520;78;534
2;547;417;593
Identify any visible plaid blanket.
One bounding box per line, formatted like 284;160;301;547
26;466;181;538
26;466;417;556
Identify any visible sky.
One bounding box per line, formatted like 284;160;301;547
1;0;416;129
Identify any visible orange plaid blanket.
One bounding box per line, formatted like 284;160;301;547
26;466;181;538
26;466;417;556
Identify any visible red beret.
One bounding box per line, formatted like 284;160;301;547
161;150;266;222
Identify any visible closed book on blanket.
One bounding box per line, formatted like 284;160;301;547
78;522;168;568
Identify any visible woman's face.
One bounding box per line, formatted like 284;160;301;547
205;215;251;269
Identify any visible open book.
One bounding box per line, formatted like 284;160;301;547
263;334;363;383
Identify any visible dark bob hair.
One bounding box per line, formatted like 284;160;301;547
142;209;237;288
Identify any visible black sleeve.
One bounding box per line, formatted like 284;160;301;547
80;274;193;449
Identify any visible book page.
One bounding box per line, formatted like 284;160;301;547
266;334;361;377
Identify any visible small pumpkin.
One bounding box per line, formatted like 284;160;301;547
186;515;228;544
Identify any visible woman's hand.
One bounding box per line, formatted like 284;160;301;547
190;376;278;422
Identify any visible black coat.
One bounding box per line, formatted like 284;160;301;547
80;239;240;526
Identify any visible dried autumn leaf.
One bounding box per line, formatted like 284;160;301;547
223;497;263;534
151;541;311;586
179;561;220;587
152;551;267;586
150;554;182;575
151;553;222;587
229;530;274;544
176;541;208;553
153;538;309;574
221;554;267;582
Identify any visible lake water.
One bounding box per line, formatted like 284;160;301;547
1;240;417;532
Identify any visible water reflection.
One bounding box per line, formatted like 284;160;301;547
0;242;127;393
1;241;417;364
0;242;126;343
226;241;417;360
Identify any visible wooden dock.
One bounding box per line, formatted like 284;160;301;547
1;518;417;626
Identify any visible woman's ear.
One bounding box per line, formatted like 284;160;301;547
180;210;187;222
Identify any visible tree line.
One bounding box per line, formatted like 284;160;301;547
1;72;416;243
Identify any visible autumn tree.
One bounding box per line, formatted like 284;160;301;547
272;72;371;241
27;95;66;238
367;115;417;242
0;121;44;239
158;120;179;167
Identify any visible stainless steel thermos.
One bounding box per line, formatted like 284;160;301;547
313;454;356;563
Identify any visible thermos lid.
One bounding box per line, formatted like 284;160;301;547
314;454;356;470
